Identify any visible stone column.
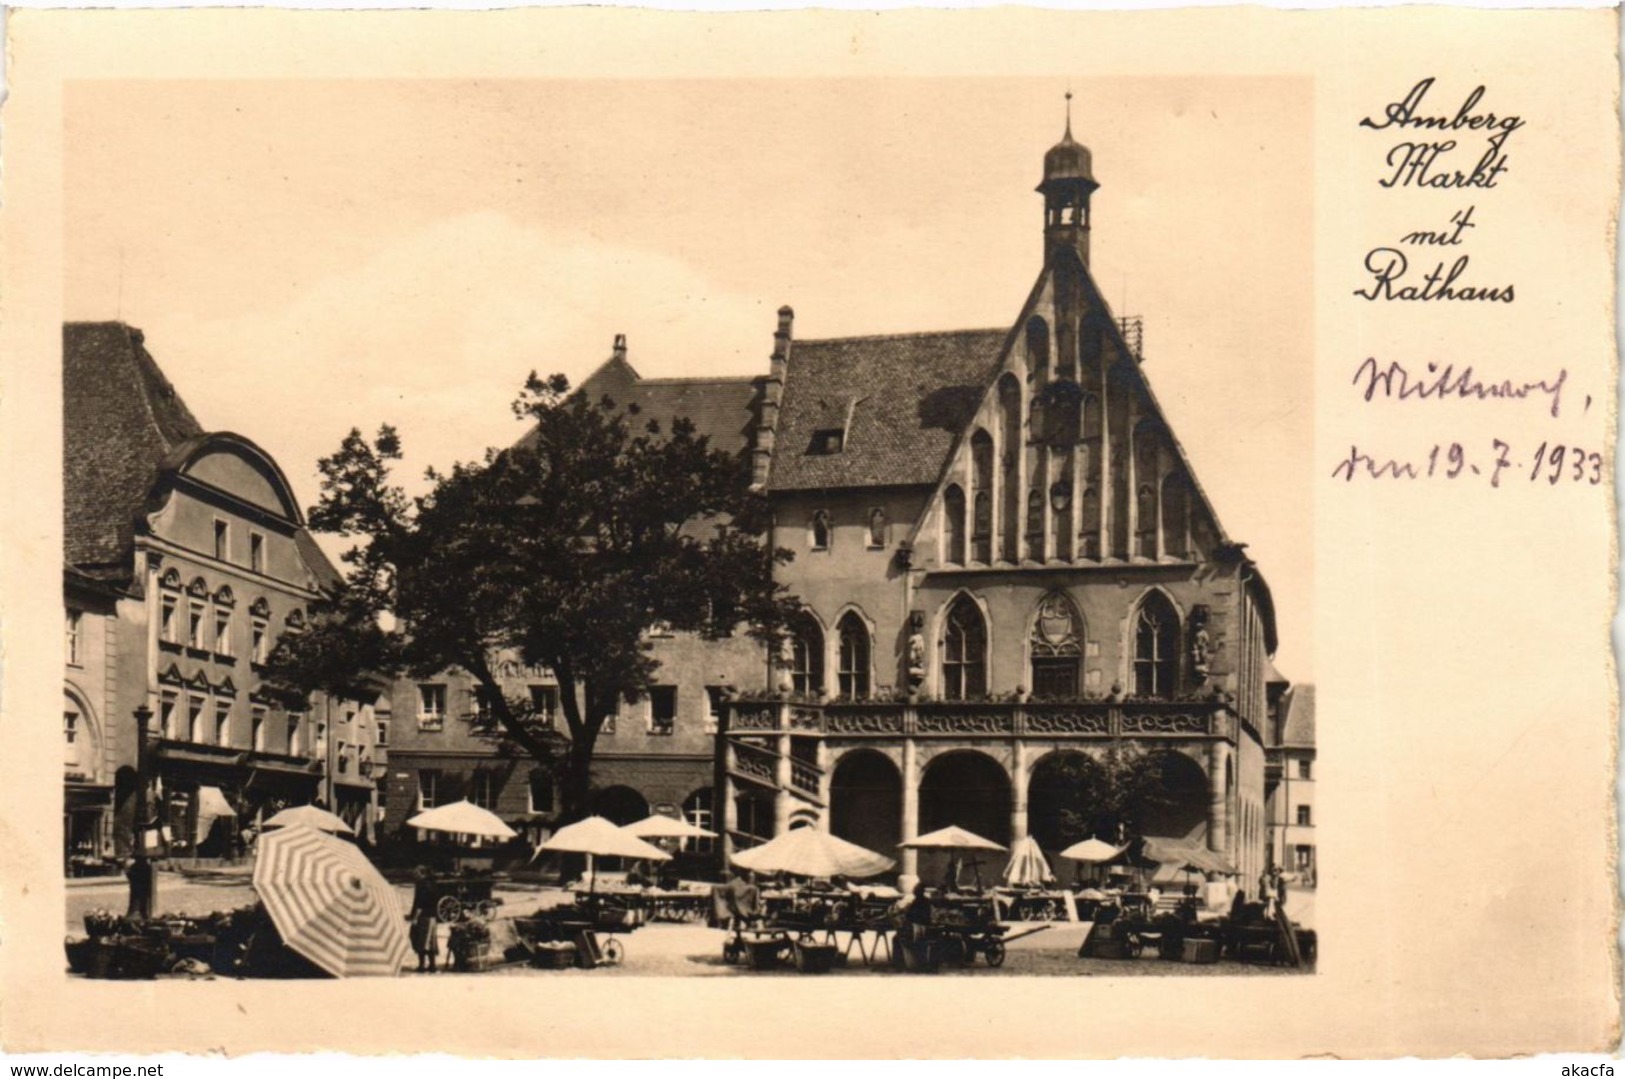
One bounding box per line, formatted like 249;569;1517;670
815;740;832;831
1207;741;1231;855
720;754;739;864
1010;740;1030;845
900;739;919;879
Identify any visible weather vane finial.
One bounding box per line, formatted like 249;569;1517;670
1064;89;1074;137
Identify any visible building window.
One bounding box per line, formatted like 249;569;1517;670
601;712;617;736
1132;592;1180;698
215;701;232;747
1136;484;1158;558
161;595;179;644
789;616;824;697
251;707;266;752
1296;805;1312;827
683;788;715;854
808;428;844;455
249;532;265;573
375;719;389;747
314;721;328;763
251;619;269;664
160;694;178;739
213;519;230;562
213;609;233;656
527;771;553;815
1294;845;1314;872
188;601;207;650
66;609;83;666
867;508;887;548
64;708;80;767
417;769;440;811
287;715;303;756
810;510;832;551
942;596;988;700
1026;489;1045;561
1029;591;1083;699
529;685;558;729
704;686;726;735
648;686;677;736
1297;759;1312;780
836;614;871;700
943;485;967;565
970;429;994;563
417;684;446;730
470;771;495;810
187;696;205;743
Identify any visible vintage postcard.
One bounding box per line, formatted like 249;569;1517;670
0;6;1617;1059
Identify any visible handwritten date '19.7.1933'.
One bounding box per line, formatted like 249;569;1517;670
1332;440;1604;486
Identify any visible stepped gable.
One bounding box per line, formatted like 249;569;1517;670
767;328;1008;492
64;322;205;577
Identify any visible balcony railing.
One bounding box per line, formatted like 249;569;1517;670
726;699;1239;742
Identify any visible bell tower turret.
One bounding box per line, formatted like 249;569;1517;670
1037;93;1099;267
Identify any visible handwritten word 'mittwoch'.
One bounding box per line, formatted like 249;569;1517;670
1353;357;1569;418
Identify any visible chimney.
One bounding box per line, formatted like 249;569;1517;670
612;333;627;363
752;305;794;490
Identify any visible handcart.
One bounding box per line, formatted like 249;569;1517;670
428;872;505;923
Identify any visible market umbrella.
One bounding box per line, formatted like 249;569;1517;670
263;804;354;836
538;815;671;898
901;824;1005;889
624;813;717;841
731;827;894;879
405;799;519;840
251;824;411;978
1059;836;1127;863
1001;835;1056;887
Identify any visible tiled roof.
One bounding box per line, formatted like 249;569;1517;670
64;321;343;594
543;355;762;458
1280;684;1316;747
768;329;1008;491
64;322;204;576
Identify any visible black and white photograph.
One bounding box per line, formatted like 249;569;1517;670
59;75;1313;982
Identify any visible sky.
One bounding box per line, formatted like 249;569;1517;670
65;76;1312;677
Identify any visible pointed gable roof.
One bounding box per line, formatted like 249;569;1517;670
530;353;763;459
64;322;205;576
767;329;1008;492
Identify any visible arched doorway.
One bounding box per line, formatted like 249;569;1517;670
830;750;902;861
593;785;649;826
1139;750;1209;843
1027;750;1105;852
918;751;1011;887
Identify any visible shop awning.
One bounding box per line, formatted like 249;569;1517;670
197;785;237;819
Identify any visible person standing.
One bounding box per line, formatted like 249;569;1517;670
407;866;440;972
125;856;154;921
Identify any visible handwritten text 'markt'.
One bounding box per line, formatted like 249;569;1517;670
1360;78;1524;189
1353;357;1571;419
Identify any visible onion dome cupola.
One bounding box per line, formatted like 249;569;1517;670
1037;93;1099;266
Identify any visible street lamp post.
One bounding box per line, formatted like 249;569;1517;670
127;704;156;919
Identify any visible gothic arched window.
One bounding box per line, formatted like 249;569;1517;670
998;375;1022;562
1029;592;1084;699
970;430;994;563
1026;489;1045;561
836;614;871;701
1136;483;1158;558
1132;591;1181;697
942;597;988;701
1026;316;1050;384
790;615;825;696
867;507;887;548
943;485;967;565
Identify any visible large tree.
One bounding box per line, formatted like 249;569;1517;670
264;372;797;822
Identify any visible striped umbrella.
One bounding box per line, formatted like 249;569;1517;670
252;824;411;978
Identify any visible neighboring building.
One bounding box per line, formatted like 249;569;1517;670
383;114;1296;887
63;322;376;871
380;348;766;862
1265;683;1316;885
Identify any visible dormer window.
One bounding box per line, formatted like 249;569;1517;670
809;429;844;455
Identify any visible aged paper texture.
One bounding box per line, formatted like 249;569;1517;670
2;6;1618;1058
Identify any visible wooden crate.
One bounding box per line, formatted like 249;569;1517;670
1182;938;1220;964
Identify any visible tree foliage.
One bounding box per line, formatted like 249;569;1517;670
264;373;799;821
1031;743;1179;848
